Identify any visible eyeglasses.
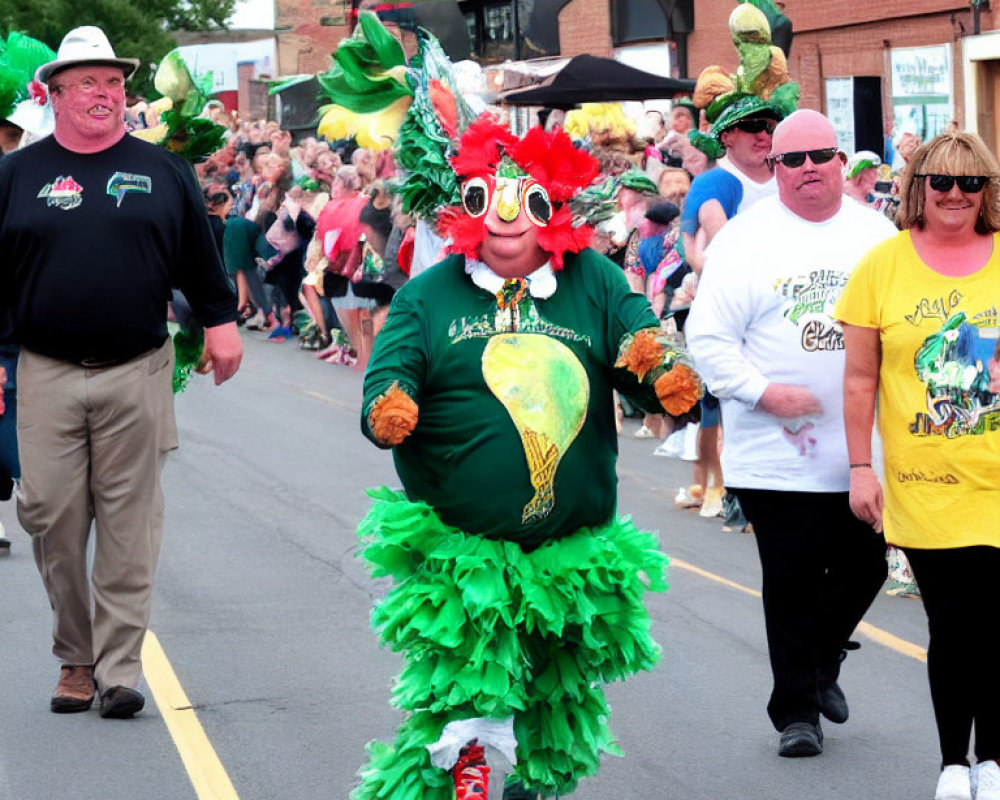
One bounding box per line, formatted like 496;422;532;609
731;118;777;135
51;76;125;94
769;148;839;168
916;174;990;193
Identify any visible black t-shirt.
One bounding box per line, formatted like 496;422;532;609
0;134;237;363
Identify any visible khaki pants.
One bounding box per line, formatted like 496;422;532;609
17;340;178;692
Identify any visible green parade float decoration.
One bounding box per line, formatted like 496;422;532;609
132;51;228;393
688;0;800;159
0;32;56;125
314;11;477;221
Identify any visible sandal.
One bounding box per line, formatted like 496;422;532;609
237;302;256;324
300;331;332;351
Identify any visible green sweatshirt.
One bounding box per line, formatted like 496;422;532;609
362;249;664;547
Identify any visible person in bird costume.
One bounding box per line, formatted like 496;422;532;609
353;112;703;800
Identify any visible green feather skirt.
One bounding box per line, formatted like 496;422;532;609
353;487;669;799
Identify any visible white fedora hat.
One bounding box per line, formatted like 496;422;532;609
35;26;140;84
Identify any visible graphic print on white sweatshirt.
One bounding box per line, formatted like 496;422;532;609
771;267;852;456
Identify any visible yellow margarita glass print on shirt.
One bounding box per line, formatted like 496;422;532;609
482;333;589;524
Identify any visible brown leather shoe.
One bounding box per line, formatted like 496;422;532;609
51;665;95;713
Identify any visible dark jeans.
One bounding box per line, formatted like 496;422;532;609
263;251;305;314
242;265;271;314
903;545;1000;767
733;488;887;731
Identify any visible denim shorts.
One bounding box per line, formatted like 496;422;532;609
700;391;720;429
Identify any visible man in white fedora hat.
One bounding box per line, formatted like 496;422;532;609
0;26;242;719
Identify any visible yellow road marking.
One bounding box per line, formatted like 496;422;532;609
137;555;922;800
855;621;927;662
670;557;927;664
142;631;241;800
671;557;761;599
297;387;358;413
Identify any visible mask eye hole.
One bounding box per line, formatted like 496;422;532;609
462;177;490;217
523;182;551;226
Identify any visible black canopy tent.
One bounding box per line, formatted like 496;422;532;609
501;54;695;109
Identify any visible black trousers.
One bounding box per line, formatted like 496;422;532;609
733;489;887;731
903;545;1000;767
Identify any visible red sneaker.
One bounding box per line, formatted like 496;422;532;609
453;741;489;799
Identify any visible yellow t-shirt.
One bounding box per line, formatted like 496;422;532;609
835;230;1000;549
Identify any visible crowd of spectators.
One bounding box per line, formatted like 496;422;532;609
170;112;414;371
159;105;698;380
162;103;924;558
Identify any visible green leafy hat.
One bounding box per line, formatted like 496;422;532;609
688;1;800;157
710;93;782;133
618;167;658;195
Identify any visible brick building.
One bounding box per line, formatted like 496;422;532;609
274;0;349;75
269;0;1000;151
553;0;1000;150
727;2;1000;153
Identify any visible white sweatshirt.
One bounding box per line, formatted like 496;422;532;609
685;195;897;491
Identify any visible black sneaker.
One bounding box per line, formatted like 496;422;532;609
99;686;145;719
778;721;823;757
818;681;849;724
817;641;859;724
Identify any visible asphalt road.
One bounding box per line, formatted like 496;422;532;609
0;331;941;800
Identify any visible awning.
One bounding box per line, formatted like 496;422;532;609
501;53;695;109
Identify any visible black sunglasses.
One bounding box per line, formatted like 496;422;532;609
770;148;839;168
731;118;777;135
916;174;990;193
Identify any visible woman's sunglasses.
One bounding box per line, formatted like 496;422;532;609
769;148;839;168
916;174;990;193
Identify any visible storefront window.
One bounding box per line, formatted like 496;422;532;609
484;3;513;43
459;0;567;62
891;45;954;143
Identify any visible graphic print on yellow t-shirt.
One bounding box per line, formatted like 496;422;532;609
835;230;1000;549
911;310;1000;437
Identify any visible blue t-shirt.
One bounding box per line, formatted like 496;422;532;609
679;167;743;235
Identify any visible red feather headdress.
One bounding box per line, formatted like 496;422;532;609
438;113;599;271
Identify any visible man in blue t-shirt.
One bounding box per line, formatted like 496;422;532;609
680;108;780;273
675;99;785;521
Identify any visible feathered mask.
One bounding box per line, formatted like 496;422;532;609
438;115;599;271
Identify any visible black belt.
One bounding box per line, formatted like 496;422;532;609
77;355;133;369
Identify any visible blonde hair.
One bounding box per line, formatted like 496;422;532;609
897;130;1000;234
333;165;361;193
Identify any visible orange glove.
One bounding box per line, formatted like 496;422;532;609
369;384;419;446
654;363;702;416
615;329;662;381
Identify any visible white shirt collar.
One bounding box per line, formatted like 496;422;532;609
465;258;557;300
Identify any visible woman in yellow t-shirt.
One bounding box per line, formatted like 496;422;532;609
836;131;1000;800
